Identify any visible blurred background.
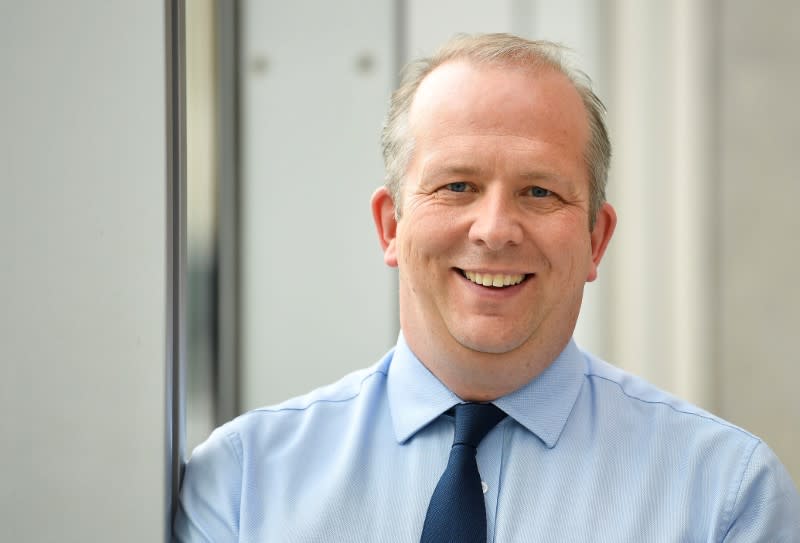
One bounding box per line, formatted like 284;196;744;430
3;1;797;541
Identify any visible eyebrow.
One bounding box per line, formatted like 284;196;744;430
424;164;568;185
517;170;565;183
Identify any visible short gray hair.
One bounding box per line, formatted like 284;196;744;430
381;33;611;228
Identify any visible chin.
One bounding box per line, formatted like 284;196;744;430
454;330;530;356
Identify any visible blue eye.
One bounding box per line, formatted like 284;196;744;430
530;186;552;198
446;182;469;193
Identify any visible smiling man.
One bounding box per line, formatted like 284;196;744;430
174;34;799;542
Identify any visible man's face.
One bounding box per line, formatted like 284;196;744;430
373;60;615;378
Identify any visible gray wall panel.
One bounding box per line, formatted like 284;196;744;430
717;0;800;484
1;1;168;540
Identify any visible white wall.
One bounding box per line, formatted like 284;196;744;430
239;0;397;410
1;2;168;541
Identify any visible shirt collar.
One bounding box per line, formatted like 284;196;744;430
387;332;586;448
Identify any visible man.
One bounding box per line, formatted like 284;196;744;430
174;34;799;542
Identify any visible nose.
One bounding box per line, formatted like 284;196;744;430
468;191;524;250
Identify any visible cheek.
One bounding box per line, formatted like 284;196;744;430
397;247;438;300
542;226;593;274
569;241;595;280
399;243;441;280
396;228;457;294
399;213;461;259
396;228;431;277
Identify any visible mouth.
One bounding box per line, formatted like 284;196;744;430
458;269;531;288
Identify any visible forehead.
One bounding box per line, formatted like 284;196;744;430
409;60;589;149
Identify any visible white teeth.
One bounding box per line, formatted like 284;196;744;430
463;270;525;288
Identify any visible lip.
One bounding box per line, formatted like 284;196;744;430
459;268;530;276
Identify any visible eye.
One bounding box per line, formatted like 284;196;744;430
529;186;552;198
445;182;469;193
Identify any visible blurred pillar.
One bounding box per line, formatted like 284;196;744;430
607;0;715;409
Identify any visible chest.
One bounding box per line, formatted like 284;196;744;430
238;421;715;542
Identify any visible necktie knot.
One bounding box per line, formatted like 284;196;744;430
453;402;507;449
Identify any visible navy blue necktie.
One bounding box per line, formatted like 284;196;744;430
421;403;507;543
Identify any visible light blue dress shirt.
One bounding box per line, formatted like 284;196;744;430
174;334;800;542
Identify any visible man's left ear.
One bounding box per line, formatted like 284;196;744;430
371;186;399;268
586;202;617;282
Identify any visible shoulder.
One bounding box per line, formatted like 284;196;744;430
581;349;756;443
575;349;764;492
174;351;396;541
577;350;800;537
202;349;393;454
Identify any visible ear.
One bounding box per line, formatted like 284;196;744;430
371;186;399;268
586;202;617;282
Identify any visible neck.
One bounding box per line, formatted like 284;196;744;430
400;321;572;402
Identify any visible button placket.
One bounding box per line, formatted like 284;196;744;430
475;417;506;543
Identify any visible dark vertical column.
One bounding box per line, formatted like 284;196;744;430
165;0;187;539
215;0;242;426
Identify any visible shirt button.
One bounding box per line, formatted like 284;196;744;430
481;481;488;494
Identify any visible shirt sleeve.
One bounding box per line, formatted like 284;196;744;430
722;441;800;542
172;429;244;543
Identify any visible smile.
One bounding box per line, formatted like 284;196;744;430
460;270;528;288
